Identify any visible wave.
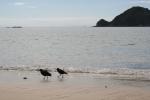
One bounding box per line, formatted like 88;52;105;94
0;65;150;76
1;65;150;82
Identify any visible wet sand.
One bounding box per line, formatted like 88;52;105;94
0;70;150;100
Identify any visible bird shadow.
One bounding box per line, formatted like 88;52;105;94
57;75;69;82
40;78;51;83
57;76;65;82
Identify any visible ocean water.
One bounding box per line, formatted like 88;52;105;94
0;27;150;77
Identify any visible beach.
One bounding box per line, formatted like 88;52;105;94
0;70;150;100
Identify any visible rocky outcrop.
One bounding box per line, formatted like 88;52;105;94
95;6;150;27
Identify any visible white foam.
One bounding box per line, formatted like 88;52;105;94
1;65;150;79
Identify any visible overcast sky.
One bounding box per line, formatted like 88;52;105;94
0;0;150;26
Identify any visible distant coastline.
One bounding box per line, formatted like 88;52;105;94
95;6;150;27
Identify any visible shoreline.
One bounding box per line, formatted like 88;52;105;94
0;70;150;100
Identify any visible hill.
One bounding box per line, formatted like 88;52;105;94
95;6;150;27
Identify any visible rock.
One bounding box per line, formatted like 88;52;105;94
23;77;28;80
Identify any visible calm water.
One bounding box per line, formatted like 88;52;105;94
0;27;150;75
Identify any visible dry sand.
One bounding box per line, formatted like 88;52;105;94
0;70;150;100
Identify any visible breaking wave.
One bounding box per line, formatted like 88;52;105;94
0;65;150;77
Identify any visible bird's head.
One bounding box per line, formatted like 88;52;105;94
56;68;60;71
36;69;43;72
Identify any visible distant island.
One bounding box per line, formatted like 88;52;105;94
6;26;23;28
95;6;150;27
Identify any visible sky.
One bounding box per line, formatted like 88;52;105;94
0;0;150;27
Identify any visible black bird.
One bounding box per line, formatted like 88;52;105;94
39;69;51;79
56;68;68;78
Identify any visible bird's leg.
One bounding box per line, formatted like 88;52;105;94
43;76;45;80
60;74;63;78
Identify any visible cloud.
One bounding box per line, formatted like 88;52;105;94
139;0;150;3
12;2;37;9
14;2;25;6
132;0;150;4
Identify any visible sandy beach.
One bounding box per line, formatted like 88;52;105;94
0;70;150;100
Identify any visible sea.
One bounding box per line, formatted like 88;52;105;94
0;27;150;79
